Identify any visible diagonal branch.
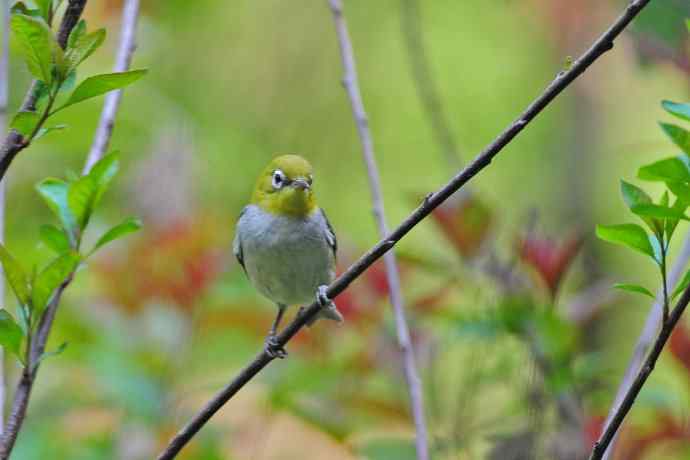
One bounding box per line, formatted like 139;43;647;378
0;0;10;436
0;1;141;457
0;0;87;183
596;232;690;459
154;1;654;458
588;280;690;459
326;1;429;459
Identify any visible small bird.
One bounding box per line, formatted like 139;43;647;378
233;155;343;358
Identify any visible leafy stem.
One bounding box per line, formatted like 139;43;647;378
660;235;670;324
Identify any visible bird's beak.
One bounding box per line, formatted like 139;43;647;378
291;178;311;191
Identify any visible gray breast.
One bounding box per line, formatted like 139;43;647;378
235;205;335;306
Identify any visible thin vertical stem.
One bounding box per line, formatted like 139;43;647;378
0;0;9;436
326;1;429;459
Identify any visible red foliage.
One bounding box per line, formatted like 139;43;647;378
95;218;225;313
429;192;493;259
517;230;583;298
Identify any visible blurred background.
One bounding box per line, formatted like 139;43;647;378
3;0;690;458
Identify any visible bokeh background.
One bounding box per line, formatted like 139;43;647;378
3;0;690;459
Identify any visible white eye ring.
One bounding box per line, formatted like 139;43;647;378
272;170;286;190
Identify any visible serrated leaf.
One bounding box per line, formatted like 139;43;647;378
672;269;690;301
662;100;690;122
55;69;147;112
638;156;690;182
0;310;24;360
65;28;105;71
660;122;690;156
90;218;142;255
39;224;70;254
596;224;656;261
36;178;76;239
67;174;96;231
31;252;79;317
10;14;56;83
0;244;30;306
613;283;655;299
10;110;40;137
630;203;689;221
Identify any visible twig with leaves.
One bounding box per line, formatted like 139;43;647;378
327;1;429;459
155;1;653;458
0;1;145;457
590;100;690;459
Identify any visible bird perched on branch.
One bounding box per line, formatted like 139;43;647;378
233;155;343;358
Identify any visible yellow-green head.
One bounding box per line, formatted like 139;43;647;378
251;154;317;217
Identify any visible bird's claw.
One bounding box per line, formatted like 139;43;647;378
264;334;287;359
317;285;331;308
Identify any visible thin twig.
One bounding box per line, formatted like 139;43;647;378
154;2;653;458
0;0;9;436
83;0;140;173
0;1;142;456
598;232;690;459
588;281;690;459
0;0;87;183
400;0;461;170
327;1;429;459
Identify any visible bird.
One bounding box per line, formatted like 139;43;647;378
233;154;343;358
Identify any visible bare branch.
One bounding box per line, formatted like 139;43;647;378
588;280;690;459
154;1;653;458
597;232;690;459
400;0;461;169
0;0;87;183
83;0;140;173
326;1;429;458
0;1;142;456
0;0;10;437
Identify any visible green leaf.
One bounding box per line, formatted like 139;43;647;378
672;269;690;301
662;100;690;122
34;0;52;23
660;122;690;156
630;203;689;221
621;180;652;208
10;110;40;137
613;283;655;299
36;178;76;240
667;181;690;203
638;156;690;182
55;69;147;112
0;310;24;360
67;19;85;49
39;224;70;254
65;28;105;71
67;174;96;231
33;123;66;141
87;151;119;206
31;252;79;317
0;244;30;306
596;223;656;260
10;14;56;83
10;3;40;17
35;341;67;367
90;218;142;254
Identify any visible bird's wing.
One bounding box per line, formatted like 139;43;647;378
320;208;337;260
233;207;248;275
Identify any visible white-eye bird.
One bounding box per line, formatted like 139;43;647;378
233;155;343;358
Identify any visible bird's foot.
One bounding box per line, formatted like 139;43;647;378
315;285;343;323
264;334;287;359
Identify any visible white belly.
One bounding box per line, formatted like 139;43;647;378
237;205;335;306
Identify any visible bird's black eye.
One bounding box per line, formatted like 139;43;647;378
307;174;313;185
272;170;286;189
